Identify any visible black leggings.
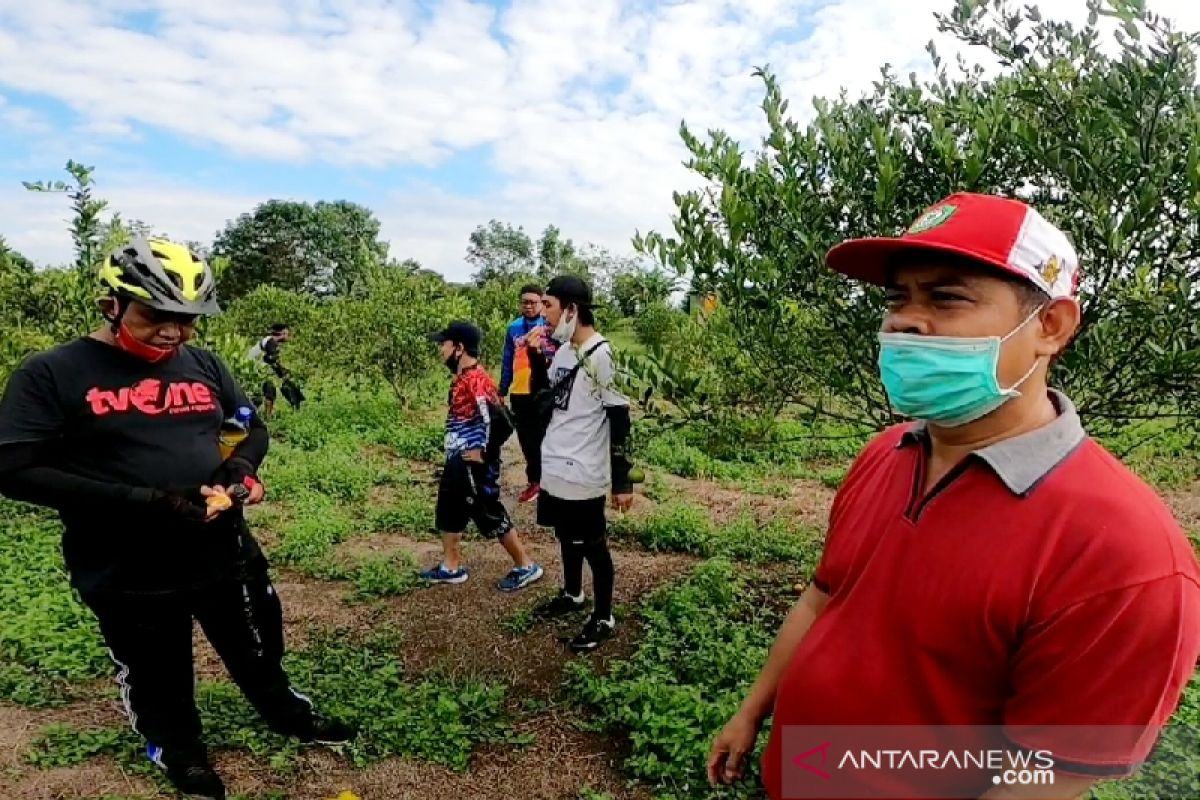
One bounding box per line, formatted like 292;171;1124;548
560;537;615;621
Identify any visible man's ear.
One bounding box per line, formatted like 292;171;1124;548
1036;298;1082;358
97;295;119;322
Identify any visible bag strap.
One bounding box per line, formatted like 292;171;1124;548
571;339;608;375
554;339;606;384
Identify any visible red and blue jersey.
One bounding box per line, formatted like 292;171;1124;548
444;367;501;458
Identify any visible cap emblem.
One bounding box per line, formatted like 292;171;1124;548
907;204;957;234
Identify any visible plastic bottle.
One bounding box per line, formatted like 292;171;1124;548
218;405;254;460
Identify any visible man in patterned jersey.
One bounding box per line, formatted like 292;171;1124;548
420;321;544;591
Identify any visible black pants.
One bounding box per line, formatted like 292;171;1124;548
81;563;313;751
509;393;544;484
261;378;304;410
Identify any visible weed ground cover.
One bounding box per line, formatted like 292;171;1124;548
2;389;1196;799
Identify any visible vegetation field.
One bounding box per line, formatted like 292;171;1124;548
0;383;1195;799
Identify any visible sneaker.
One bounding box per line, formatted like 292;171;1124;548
531;590;588;620
497;563;545;592
148;743;226;799
301;715;357;745
569;615;615;653
518;483;541;503
420;563;469;584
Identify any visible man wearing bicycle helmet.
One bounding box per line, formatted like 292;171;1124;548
0;239;352;800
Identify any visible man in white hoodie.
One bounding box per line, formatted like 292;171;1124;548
529;275;633;652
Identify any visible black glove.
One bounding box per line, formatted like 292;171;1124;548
212;456;256;489
128;487;208;522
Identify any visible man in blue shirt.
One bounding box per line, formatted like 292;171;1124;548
499;284;556;503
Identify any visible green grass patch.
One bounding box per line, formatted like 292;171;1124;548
567;559;799;798
347;552;423;603
366;492;437;536
271;491;359;579
0;500;108;706
610;502;822;565
638;419;867;482
499;605;535;636
28;630;514;776
1097;419;1200;489
269;385;409;451
262;438;394;504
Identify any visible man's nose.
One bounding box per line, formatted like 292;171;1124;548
881;310;932;335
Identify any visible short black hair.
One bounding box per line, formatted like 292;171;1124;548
519;284;543;297
270;323;290;334
1001;273;1051;314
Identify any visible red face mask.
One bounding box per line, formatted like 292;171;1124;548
116;322;177;363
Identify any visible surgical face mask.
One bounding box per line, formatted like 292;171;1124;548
877;308;1043;427
551;309;577;343
115;322;176;363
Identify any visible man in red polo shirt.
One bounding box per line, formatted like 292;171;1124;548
707;193;1200;799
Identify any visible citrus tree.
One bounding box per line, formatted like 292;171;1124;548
636;0;1200;444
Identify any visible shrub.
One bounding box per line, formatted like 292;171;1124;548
568;559;798;798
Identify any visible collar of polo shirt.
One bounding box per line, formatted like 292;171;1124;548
897;389;1087;497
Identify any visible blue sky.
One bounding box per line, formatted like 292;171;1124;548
3;0;1187;280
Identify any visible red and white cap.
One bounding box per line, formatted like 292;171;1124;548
826;192;1080;300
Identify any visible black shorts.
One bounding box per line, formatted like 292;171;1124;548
435;457;513;538
537;492;607;544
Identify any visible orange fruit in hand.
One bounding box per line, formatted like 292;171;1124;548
206;493;233;511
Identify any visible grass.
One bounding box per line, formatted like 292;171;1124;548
568;559;801;799
348;551;423;602
637;417;868;483
609;501;823;565
0;499;108;707
1100;420;1200;490
262;437;395;504
5;378;1196;798
499;604;536;636
27;629;516;776
366;491;437;536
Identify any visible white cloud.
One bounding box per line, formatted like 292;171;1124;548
0;96;50;135
1;0;1198;279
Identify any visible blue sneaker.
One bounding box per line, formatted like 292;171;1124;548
420;562;469;584
497;563;544;592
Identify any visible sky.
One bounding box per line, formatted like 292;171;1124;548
2;0;1198;282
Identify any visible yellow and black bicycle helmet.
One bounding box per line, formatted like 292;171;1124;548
99;237;220;315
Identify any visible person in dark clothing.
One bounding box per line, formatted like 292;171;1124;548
249;323;303;416
0;239;352;800
499;284;557;503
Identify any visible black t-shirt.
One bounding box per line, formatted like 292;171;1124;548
0;338;262;594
